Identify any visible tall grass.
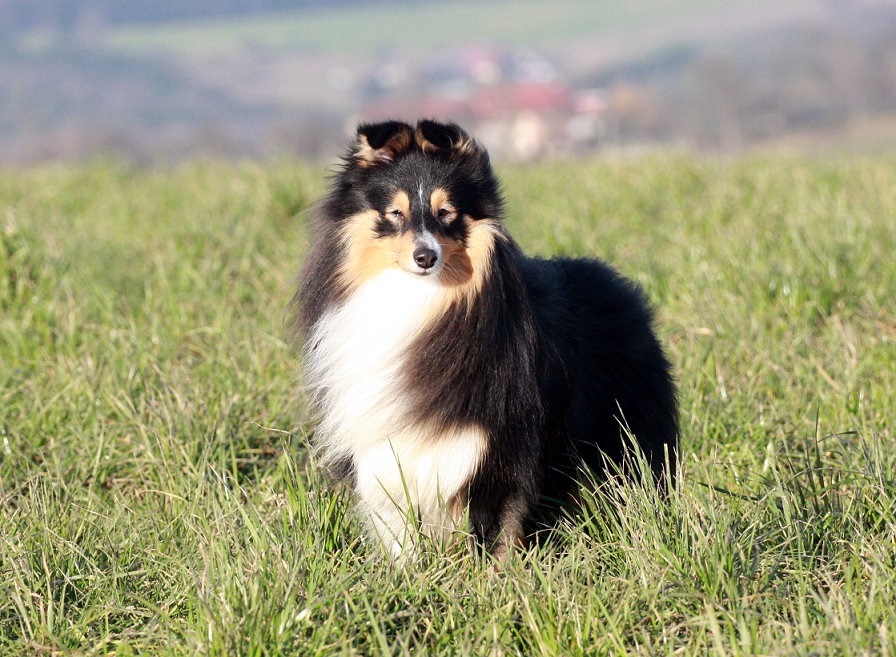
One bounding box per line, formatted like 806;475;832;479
1;155;894;655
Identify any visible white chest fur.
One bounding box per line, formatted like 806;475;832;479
305;270;486;556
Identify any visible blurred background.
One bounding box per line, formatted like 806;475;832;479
2;0;896;165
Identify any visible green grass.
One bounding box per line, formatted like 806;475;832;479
1;155;895;655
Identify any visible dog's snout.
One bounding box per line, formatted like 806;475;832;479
413;247;438;270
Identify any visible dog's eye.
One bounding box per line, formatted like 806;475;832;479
386;208;404;220
437;207;455;222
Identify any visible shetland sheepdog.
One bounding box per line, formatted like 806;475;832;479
292;119;677;559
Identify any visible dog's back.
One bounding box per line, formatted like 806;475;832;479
521;256;678;501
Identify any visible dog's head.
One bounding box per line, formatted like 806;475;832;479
324;119;504;293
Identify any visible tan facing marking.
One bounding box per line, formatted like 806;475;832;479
337;210;413;292
441;218;501;304
416;218;503;329
354;128;414;168
435;233;472;288
387;190;411;220
339;211;504;329
414;127;439;155
430;188;458;224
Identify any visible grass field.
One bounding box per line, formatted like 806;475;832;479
2;155;895;655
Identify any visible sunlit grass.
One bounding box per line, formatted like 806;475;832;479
1;155;894;655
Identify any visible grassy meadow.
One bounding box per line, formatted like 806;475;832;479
1;155;895;655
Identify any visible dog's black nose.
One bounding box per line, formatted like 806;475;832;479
413;247;438;269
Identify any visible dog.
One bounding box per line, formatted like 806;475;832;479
292;119;678;559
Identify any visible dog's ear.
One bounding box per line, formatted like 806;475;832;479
415;120;480;157
353;121;415;167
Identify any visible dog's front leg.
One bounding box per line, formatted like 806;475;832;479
468;490;530;558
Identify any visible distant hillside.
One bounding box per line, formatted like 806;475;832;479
10;0;757;56
0;0;408;35
2;0;896;164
